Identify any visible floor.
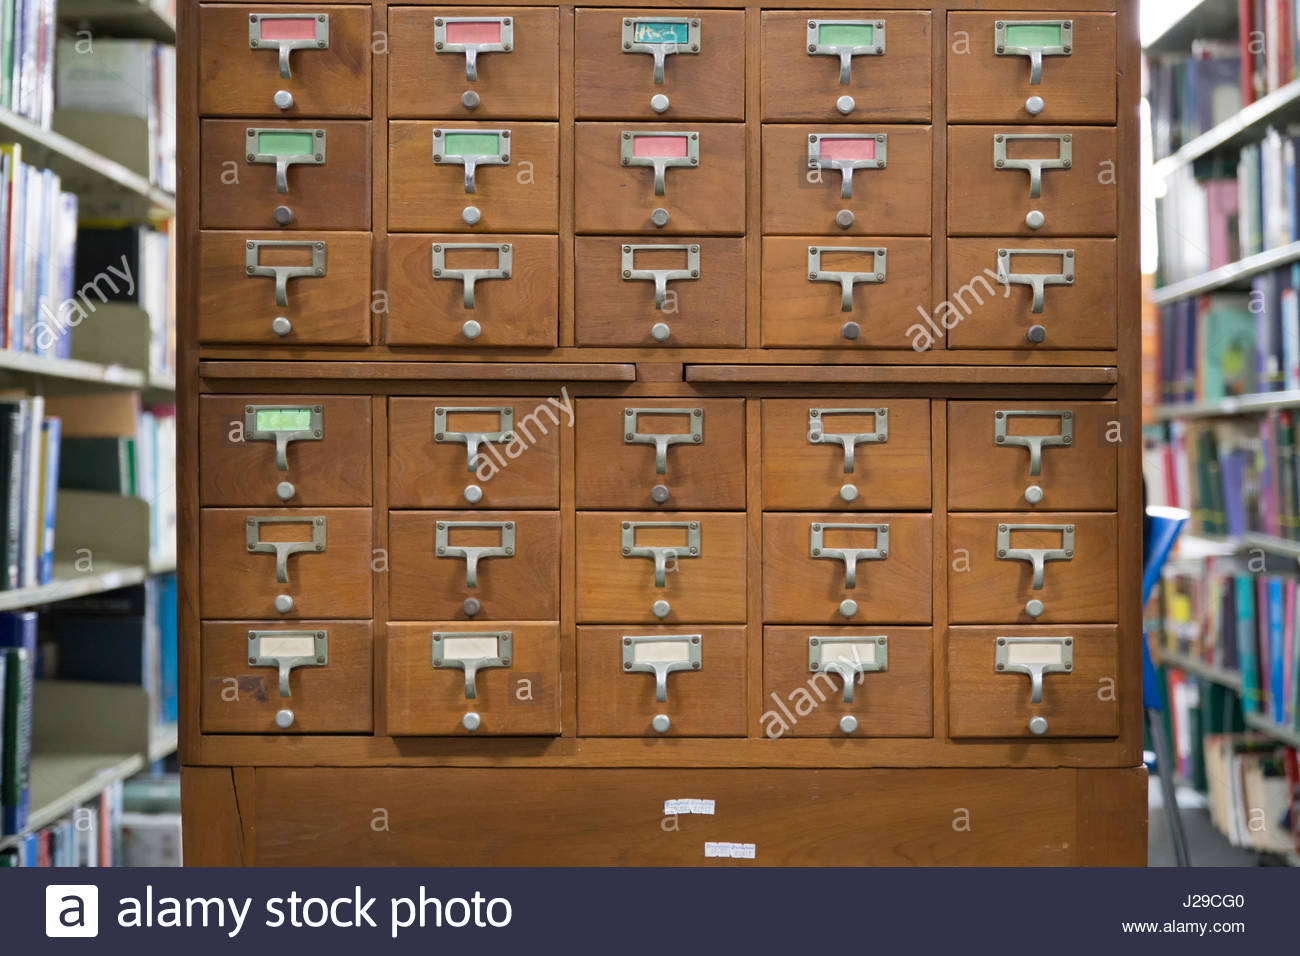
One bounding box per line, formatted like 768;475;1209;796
1147;775;1268;867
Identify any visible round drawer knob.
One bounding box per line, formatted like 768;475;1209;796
461;90;480;110
839;598;858;618
841;321;861;341
274;89;294;110
273;205;295;226
276;481;296;501
462;205;482;225
838;714;858;735
651;322;671;342
1025;598;1045;618
271;316;292;336
650;207;670;228
462;597;482;617
274;594;294;614
1025;95;1045;116
835;209;855;229
1028;716;1049;736
274;708;295;729
1024;484;1044;504
1025;209;1045;230
651;484;670;504
462;319;483;339
652;713;671;733
650;93;670;113
839;483;859;503
652;599;671;619
464;484;484;504
836;95;856;115
462;711;482;732
1026;324;1047;344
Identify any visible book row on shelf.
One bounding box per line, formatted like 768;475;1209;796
1;0;56;129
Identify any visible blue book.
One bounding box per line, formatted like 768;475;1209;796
1236;575;1262;714
1268;576;1285;724
38;417;58;585
158;573;177;724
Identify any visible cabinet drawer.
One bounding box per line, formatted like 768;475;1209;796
947;625;1120;738
761;626;932;738
384;234;558;347
762;514;932;624
762;124;931;236
199;395;372;506
761;400;930;511
575;9;745;120
574;399;745;510
574;123;745;235
948;513;1117;624
576;512;747;623
761;237;931;348
761;11;932;122
385;621;561;735
200;620;373;733
945;238;1116;349
197;231;371;344
388;511;560;621
948;126;1116;237
574;237;745;347
200;119;371;230
947;12;1116;124
200;507;373;619
388;397;561;509
576;626;746;736
387;7;559;120
947;401;1118;512
388;121;559;232
200;5;372;118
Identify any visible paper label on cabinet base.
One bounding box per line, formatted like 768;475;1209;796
704;842;756;859
664;798;716;816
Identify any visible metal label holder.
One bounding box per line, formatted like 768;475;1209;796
245;515;326;584
622;520;701;587
245;239;326;307
808;635;887;702
996;248;1074;314
246;127;325;193
432;128;511;193
808;132;886;199
433;630;512;699
622;634;701;702
432;242;513;309
993;132;1071;199
621;243;700;311
434;405;515;472
248;629;327;697
995;635;1073;703
806;19;885;85
994;409;1073;476
248;13;330;79
434;16;514;81
244;404;324;471
810;522;888;589
435;520;515;588
994;19;1073;85
996;522;1075;590
808;407;888;474
623;407;704;474
620;131;699;196
621;16;701;84
808;246;886;313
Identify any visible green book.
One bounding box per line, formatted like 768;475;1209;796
57;437;132;495
0;646;30;836
0;0;15;111
1236;575;1263;715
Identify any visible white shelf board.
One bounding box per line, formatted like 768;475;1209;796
0;752;144;851
1151;241;1300;305
0;560;147;613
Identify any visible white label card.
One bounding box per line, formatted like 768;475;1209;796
704;842;755;859
664;798;716;816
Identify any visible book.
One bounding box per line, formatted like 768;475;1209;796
0;400;22;589
57;436;133;495
37;416;58;584
1238;574;1263;713
0;643;31;836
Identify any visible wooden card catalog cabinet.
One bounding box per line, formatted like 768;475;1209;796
181;0;1143;866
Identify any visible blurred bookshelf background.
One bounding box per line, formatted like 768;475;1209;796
0;0;179;866
1144;0;1300;865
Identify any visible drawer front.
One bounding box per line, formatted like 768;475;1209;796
200;507;373;619
947;12;1116;124
762;124;932;235
574;399;745;510
947;401;1119;512
388;121;559;232
388;511;560;620
200;5;372;118
947;625;1120;738
385;621;561;735
761;237;931;348
761;626;932;738
384;234;558;347
576;625;746;736
197;231;371;345
388;397;561;509
948;513;1118;624
761;400;931;511
576;512;747;623
573;237;745;347
574;123;745;235
200;119;371;230
387;7;560;120
946;238;1116;349
762;514;932;624
948;125;1116;237
575;9;745;120
199;395;372;506
200;620;373;733
761;11;932;122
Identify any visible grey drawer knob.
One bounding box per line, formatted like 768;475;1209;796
650;93;670;113
275;594;294;614
461;90;480;110
1029;716;1049;735
1026;210;1045;229
839;714;858;734
839;598;858;618
841;321;860;340
836;95;855;115
271;316;292;336
652;599;671;619
462;597;482;617
651;207;670;228
839;484;858;503
1027;324;1047;343
651;484;670;504
652;713;671;733
274;89;294;110
1024;485;1044;504
1026;598;1045;618
462;319;483;339
276;481;296;501
1025;95;1044;115
273;205;295;225
463;205;482;225
275;709;295;729
464;484;484;504
462;711;481;731
651;322;671;342
835;209;855;229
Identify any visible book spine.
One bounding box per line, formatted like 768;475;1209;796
0;646;31;835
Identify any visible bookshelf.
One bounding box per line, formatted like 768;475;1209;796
1150;239;1300;304
58;0;176;44
1145;1;1239;55
0;752;142;852
1153;78;1300;178
1156;648;1246;694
